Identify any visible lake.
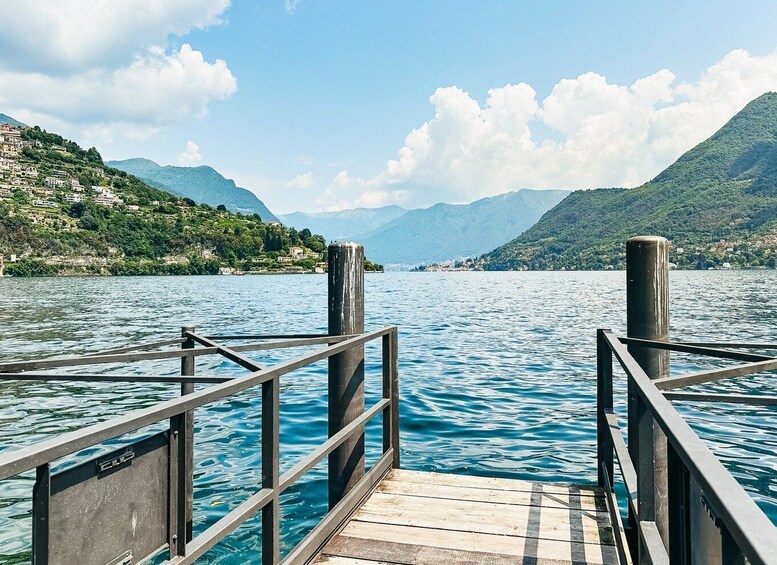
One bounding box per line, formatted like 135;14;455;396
0;271;775;562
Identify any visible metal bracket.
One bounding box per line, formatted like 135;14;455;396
701;493;722;528
97;448;135;475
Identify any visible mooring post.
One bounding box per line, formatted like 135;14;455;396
180;326;195;543
626;236;670;553
328;242;365;509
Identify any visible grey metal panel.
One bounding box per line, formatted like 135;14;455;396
39;432;170;565
690;479;722;564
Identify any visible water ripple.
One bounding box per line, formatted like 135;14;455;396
0;271;774;562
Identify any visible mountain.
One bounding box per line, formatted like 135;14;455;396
107;158;280;223
0;113;26;127
0;125;346;276
281;205;408;241
357;189;571;266
479;92;777;271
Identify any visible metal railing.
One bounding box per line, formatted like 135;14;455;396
597;329;777;565
0;325;400;564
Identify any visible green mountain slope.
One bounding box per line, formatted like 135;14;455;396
359;189;571;265
281;205;409;241
480;92;777;270
0;126;339;276
107;158;280;223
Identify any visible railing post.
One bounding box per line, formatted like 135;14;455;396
327;242;365;509
627;235;670;556
597;329;613;488
262;377;280;565
667;442;690;564
180;326;195;544
382;327;400;468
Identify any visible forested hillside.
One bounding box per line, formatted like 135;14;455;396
0;124;370;276
479;93;777;270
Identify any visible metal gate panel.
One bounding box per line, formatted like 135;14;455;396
33;431;171;565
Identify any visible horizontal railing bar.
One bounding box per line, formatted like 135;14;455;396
678;342;777;349
281;450;393;565
0;327;394;481
654;358;777;390
639;520;670;565
604;330;777;564
0;373;234;384
204;333;353;341
228;336;352;350
186;332;267;372
82;337;186;357
0;337;358;374
167;488;274;565
619;337;774;363
0;346;223;372
599;463;633;565
605;410;639;520
279;399;390;493
663;391;777;406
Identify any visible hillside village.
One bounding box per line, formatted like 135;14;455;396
0;123;375;276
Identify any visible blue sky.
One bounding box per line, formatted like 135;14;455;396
1;1;777;213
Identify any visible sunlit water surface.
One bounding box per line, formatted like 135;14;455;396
0;271;775;562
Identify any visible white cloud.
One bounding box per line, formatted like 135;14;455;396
284;0;302;15
0;0;230;73
362;49;777;207
178;141;203;166
284;172;316;189
0;2;235;146
315;170;411;212
0;45;236;127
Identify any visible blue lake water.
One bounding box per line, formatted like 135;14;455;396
0;271;775;562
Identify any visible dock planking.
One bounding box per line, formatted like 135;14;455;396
314;469;622;565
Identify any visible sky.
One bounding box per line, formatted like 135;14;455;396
1;1;777;214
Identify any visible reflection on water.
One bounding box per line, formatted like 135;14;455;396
0;271;775;562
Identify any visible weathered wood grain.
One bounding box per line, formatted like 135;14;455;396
376;477;607;512
312;471;620;565
385;469;604;498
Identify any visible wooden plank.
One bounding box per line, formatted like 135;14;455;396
386;469;604;498
376;479;607;512
331;521;619;564
323;532;617;565
353;492;615;545
315;556;395;565
324;536;554;565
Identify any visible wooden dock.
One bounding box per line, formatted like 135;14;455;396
314;469;620;565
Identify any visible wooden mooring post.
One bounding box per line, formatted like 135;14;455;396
626;236;670;556
327;242;366;509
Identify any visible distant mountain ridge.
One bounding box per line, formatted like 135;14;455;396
479;92;777;270
108;158;280;223
281;205;408;241
0;113;26;127
358;189;570;265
